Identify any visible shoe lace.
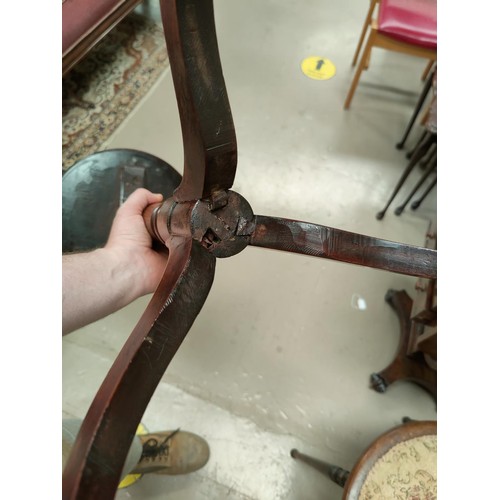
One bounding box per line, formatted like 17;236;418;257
141;429;180;460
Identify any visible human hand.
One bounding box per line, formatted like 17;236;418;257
105;188;168;296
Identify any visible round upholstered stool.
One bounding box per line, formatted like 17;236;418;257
291;420;436;499
62;149;181;252
344;420;436;499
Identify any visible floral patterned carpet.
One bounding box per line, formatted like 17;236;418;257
62;13;169;171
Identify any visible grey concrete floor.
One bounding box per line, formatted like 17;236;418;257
62;0;438;498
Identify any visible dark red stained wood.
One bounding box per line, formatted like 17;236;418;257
249;215;437;279
62;3;230;497
160;0;237;202
62;1;438;497
62;239;216;499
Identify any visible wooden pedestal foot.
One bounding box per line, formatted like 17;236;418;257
369;289;437;401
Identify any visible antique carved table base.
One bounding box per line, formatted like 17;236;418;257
62;1;438;498
369;289;437;400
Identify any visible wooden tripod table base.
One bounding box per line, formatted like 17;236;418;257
369;289;437;401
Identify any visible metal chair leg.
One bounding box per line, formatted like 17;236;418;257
419;143;436;168
411;175;436;211
396;68;435;150
394;153;436;215
376;132;436;220
405;129;427;159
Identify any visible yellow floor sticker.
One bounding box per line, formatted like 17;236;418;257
301;56;336;80
118;423;148;489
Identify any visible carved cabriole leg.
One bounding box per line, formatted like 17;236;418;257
63;2;234;497
250;217;437;280
370;289;437;400
62;241;216;499
160;0;237;202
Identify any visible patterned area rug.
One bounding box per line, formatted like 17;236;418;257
62;13;169;171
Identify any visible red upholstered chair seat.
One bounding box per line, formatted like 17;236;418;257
62;0;127;56
344;0;437;109
62;0;143;76
378;0;437;49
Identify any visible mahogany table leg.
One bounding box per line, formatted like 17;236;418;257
369;289;436;400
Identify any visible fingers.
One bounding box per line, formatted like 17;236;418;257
118;188;164;217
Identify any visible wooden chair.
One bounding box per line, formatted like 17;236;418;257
352;0;434;80
344;0;437;109
350;0;380;69
291;419;437;499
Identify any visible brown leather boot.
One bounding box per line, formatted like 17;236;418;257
130;429;210;475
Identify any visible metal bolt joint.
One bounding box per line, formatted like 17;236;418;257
149;198;195;244
191;190;254;258
147;190;255;258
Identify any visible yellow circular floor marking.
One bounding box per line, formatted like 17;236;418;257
301;56;336;80
118;423;148;489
